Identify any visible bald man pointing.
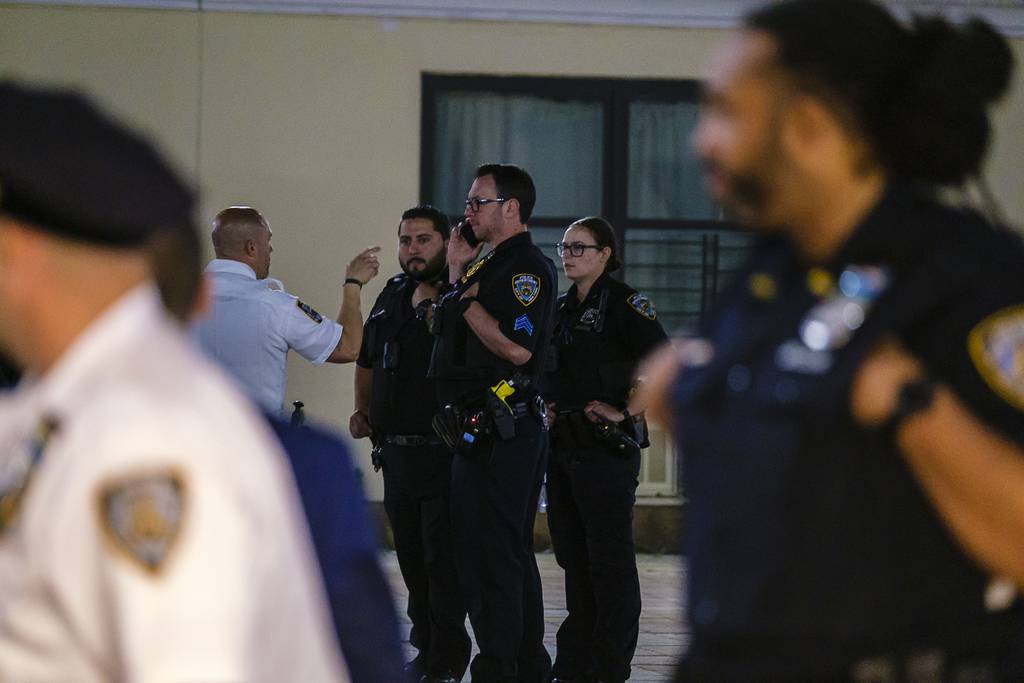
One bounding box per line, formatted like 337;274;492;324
195;206;380;415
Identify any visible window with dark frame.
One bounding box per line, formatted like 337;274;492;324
420;74;754;335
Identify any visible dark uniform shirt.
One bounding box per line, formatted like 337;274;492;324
429;231;557;402
546;273;667;412
674;182;1024;668
357;274;438;435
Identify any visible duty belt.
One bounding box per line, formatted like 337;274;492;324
380;434;444;447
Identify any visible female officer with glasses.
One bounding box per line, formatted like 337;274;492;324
543;217;667;683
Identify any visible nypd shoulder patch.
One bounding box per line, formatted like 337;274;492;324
627;292;657;320
98;470;186;575
968;305;1024;411
512;274;540;307
296;300;324;323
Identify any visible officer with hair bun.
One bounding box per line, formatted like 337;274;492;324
638;0;1024;679
543;216;666;683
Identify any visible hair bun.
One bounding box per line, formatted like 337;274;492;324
880;15;1013;184
962;19;1014;103
909;16;1013;107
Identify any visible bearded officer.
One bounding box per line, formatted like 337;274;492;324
637;1;1024;678
350;205;470;683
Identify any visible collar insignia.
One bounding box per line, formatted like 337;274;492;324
0;416;59;533
748;273;777;301
806;267;835;297
461;250;495;284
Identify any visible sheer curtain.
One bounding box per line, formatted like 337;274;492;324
625;100;751;334
628;100;717;220
432;92;604;218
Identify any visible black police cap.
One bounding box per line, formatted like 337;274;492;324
0;80;194;247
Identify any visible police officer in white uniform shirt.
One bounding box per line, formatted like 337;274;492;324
195;206;380;415
0;80;347;682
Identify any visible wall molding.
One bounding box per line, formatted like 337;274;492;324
9;0;1024;36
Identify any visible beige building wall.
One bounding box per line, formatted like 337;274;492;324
2;6;1022;498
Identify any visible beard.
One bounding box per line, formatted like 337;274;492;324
709;162;771;226
401;249;446;282
701;131;785;231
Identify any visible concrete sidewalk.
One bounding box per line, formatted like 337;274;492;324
381;551;687;682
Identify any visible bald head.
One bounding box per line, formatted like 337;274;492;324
212;206;266;258
211;206;273;278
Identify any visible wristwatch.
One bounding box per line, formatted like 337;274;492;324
880;376;936;438
344;277;363;288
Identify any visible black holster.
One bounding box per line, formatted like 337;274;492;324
432;382;539;459
552;409;642;459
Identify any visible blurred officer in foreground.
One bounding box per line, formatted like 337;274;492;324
194;206;380;415
543;217;667;683
350;205;470;683
429;164;557;683
268;418;407;683
150;225;406;683
637;0;1024;679
0;81;346;681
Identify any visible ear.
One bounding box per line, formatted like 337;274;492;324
0;220;38;300
599;246;611;264
780;95;846;172
503;198;520;223
244;238;257;257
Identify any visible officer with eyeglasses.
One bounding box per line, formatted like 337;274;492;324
544;217;667;683
428;163;557;683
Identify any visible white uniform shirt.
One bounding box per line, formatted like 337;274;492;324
0;285;348;683
194;259;343;415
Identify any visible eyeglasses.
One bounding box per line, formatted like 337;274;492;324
556;242;604;258
464;197;507;213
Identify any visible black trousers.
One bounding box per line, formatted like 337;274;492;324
450;417;552;683
381;442;471;679
546;442;641;683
